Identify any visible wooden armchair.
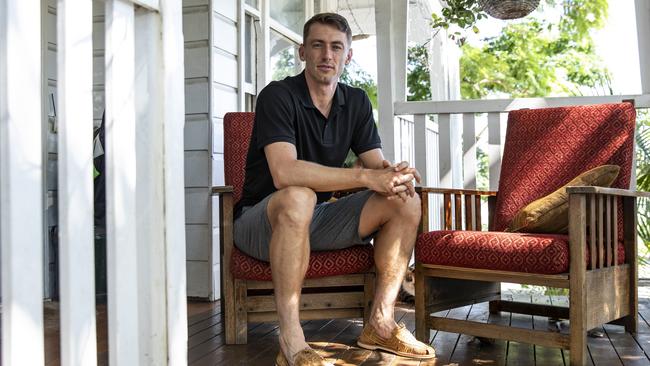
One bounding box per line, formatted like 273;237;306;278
213;112;375;344
414;102;649;365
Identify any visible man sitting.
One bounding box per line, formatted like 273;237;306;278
234;12;436;366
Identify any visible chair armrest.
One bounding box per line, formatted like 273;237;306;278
416;187;497;196
566;186;650;198
211;185;234;195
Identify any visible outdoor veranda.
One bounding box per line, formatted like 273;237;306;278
3;0;650;365
37;290;650;365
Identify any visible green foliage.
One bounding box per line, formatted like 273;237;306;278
459;0;612;100
431;0;486;43
340;60;378;109
407;45;432;102
271;48;298;81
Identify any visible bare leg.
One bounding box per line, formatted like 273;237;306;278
267;186;316;363
358;193;421;338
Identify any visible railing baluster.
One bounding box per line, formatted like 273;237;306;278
613;197;619;266
487;112;505;191
443;193;452;230
598;195;604;268
414;114;427;185
606;195;612;266
464;195;473;230
474;195;483;231
462;113;476;189
105;0;140;363
589;195;597;269
57;0;97;363
438;113;453;188
160;0;189;361
0;0;45;364
454;194;463;230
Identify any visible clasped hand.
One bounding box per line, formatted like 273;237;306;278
370;160;421;202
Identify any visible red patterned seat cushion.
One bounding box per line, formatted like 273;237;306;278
230;245;374;281
416;231;625;274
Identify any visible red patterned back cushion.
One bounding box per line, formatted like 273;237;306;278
493;103;636;232
223;112;255;204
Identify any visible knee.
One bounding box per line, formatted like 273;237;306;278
268;186;316;230
390;193;421;226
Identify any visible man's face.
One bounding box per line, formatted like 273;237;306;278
299;23;352;86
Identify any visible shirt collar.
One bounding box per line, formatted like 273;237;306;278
294;71;346;110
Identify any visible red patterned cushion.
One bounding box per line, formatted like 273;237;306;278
230;245;375;281
416;231;625;274
493;103;635;232
223;112;255;204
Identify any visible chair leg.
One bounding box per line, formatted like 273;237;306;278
415;264;429;342
363;272;375;326
233;279;248;344
489;300;501;314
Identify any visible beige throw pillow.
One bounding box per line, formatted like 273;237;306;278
508;165;620;234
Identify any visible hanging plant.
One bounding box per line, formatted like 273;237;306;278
431;0;541;44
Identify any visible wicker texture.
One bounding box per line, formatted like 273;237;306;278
478;0;540;19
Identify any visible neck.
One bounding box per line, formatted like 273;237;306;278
304;74;337;117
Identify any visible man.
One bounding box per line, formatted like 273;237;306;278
234;13;435;366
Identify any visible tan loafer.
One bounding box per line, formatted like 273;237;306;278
275;347;334;366
357;323;436;360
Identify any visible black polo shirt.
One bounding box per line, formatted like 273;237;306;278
234;72;381;218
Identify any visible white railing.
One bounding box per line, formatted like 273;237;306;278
395;94;650;230
1;0;187;365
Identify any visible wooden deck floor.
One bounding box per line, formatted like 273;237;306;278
36;291;650;365
188;293;650;366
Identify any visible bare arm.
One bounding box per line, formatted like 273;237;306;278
264;143;414;195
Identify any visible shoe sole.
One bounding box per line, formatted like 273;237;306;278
357;340;436;360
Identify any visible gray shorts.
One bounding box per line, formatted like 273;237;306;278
233;190;376;261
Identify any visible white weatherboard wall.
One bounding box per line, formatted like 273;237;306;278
183;0;236;299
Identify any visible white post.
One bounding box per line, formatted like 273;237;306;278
0;0;45;365
161;0;189;362
462;113;476;189
134;8;167;366
635;0;650;93
105;0;140;363
375;0;408;163
256;0;270;93
57;0;98;364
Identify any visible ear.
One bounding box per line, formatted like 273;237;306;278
299;44;305;61
345;48;353;65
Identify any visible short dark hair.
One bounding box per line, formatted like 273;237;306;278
303;13;352;45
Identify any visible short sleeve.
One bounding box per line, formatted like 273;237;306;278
351;90;381;155
254;83;296;150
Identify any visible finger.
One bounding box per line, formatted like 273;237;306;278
398;190;408;202
405;181;415;197
394;161;409;172
392;184;409;194
382;160;392;169
394;173;414;186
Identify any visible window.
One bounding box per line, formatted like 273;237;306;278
270;30;301;81
270;0;305;35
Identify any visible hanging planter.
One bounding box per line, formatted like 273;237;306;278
477;0;540;20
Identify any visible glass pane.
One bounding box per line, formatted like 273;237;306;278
245;0;258;9
270;30;301;81
270;0;304;35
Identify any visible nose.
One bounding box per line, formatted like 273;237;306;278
321;46;333;60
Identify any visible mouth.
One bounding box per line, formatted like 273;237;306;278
317;64;335;72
